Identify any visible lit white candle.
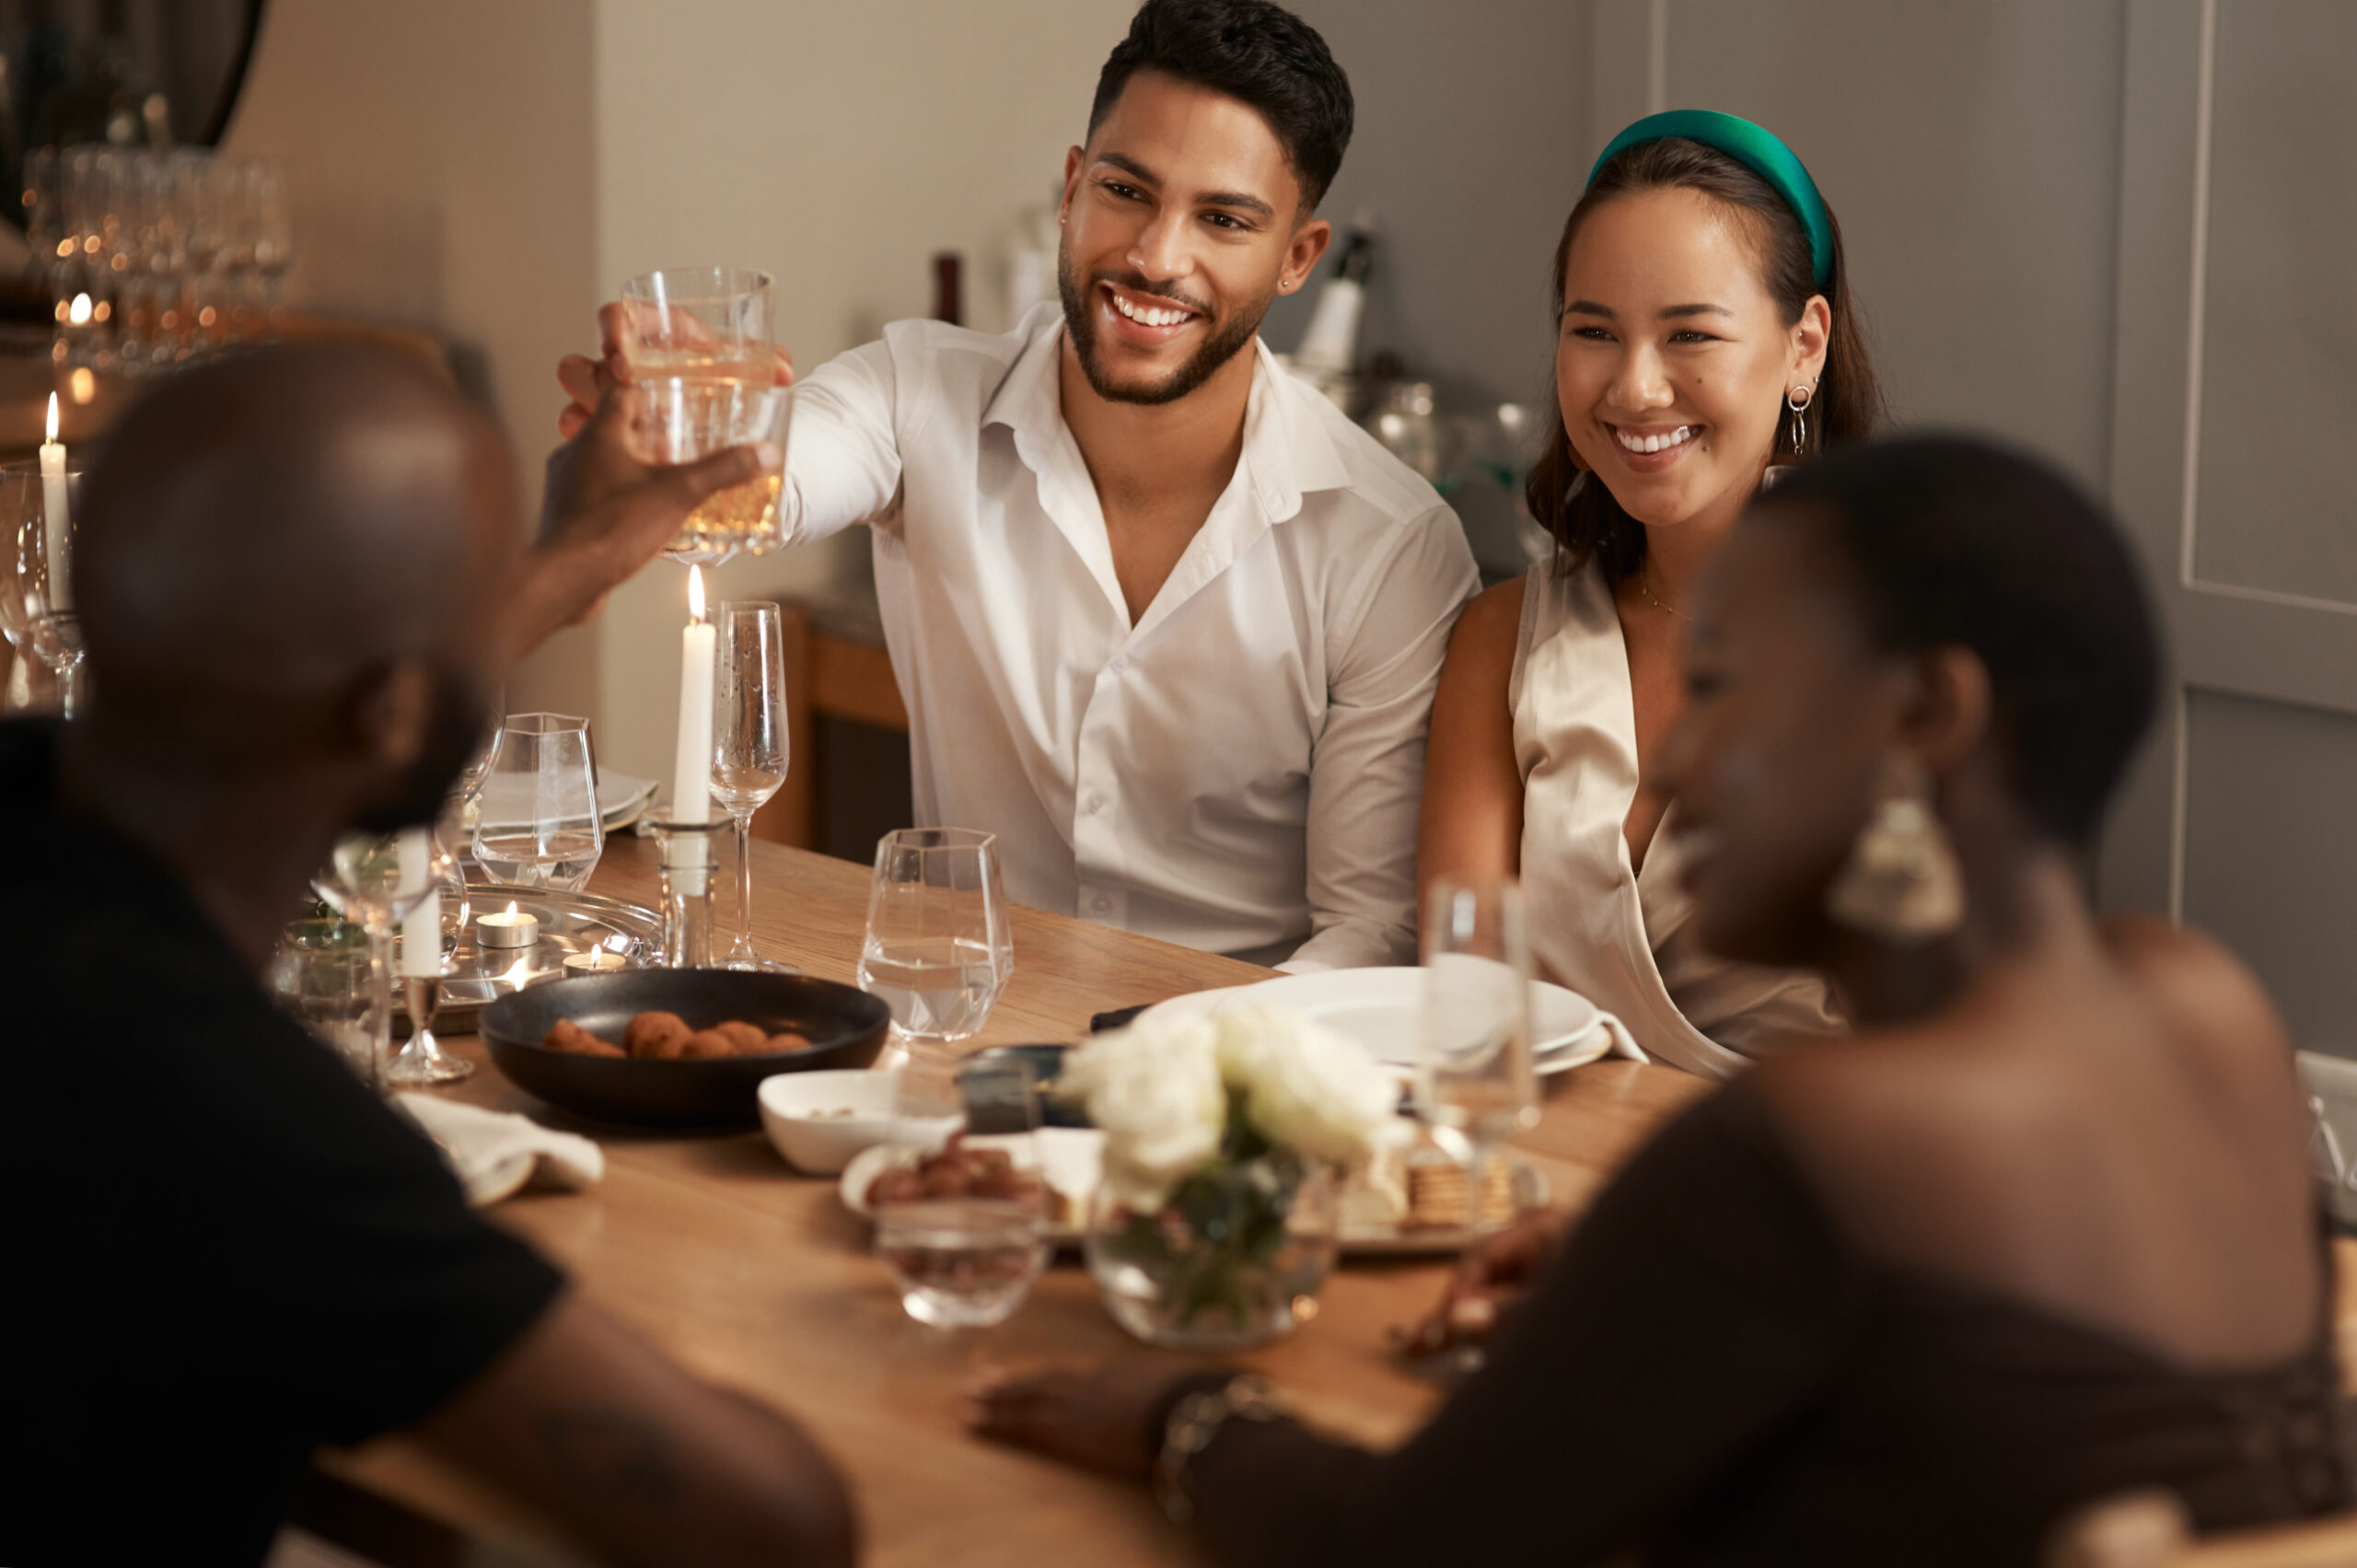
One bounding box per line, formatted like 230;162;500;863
397;828;439;979
39;392;69;611
671;564;716;866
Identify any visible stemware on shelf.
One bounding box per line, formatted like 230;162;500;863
711;601;792;970
0;460;87;717
872;1056;1050;1328
1417;877;1539;1236
313;828;450;1091
471;713;603;892
857;828;1015;1073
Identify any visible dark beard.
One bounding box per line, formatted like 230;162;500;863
348;667;493;833
1058;250;1270;406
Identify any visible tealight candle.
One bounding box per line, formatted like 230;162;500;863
562;948;629;977
475;900;540;950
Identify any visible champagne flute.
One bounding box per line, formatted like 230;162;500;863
712;601;792;971
388;828;470;1086
1418;877;1538;1235
857;828;1015;1072
313;827;444;1091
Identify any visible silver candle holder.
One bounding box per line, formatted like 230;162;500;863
642;818;731;969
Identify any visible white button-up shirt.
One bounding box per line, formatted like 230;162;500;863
781;304;1478;970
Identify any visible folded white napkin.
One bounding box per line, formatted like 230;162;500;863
393;1094;605;1207
1588;1013;1647;1064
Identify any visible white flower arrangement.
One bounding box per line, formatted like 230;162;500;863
1060;1005;1404;1211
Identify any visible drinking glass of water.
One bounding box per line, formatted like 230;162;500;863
472;714;604;891
873;1058;1049;1328
857;827;1014;1066
1418;877;1538;1234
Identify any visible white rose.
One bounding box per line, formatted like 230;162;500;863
1215;1007;1401;1165
1059;1013;1227;1211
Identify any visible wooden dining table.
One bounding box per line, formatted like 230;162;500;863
314;834;2357;1568
309;832;1710;1565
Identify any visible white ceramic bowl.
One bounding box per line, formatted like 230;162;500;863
759;1068;900;1176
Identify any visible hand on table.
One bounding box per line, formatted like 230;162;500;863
555;299;796;440
1392;1206;1571;1360
963;1359;1198;1483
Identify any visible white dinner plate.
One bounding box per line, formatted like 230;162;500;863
478;771;660;835
1134;968;1631;1076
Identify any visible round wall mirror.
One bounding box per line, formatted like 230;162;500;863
2;0;265;230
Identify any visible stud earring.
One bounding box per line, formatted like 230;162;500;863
1784;381;1816;456
1824;750;1965;942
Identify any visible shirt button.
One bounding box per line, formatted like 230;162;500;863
1092;895;1113;914
1085;793;1106;814
1107;656;1128;676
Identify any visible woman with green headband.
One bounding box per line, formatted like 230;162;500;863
1418;110;1882;1077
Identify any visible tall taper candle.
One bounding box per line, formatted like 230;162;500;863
671;565;716;867
397;829;439;979
40;392;70;611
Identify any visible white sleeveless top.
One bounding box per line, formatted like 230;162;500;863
1509;561;1841;1078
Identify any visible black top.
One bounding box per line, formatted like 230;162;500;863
0;723;564;1566
1189;1081;2353;1567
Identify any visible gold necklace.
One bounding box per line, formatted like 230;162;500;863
1638;561;1692;623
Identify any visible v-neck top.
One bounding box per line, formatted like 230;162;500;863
779;303;1479;969
1509;559;1840;1075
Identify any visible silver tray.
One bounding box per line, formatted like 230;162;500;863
412;883;664;1028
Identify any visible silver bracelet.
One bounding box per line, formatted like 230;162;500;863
1152;1375;1284;1525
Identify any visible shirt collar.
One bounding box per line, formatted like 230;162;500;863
982;308;1357;526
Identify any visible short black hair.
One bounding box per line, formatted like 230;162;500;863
1759;436;2161;850
1088;0;1353;213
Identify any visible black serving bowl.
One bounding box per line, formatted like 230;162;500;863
481;970;890;1129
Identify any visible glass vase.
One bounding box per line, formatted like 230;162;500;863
1085;1153;1338;1351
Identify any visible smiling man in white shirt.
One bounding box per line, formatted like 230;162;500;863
562;0;1476;970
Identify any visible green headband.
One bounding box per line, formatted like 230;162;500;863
1587;110;1833;290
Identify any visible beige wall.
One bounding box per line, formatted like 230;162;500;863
218;0;1130;781
583;0;1132;781
222;0;604;719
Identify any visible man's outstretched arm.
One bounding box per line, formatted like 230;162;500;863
415;1291;858;1568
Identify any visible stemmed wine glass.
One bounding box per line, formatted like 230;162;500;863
0;459;87;717
314;827;454;1091
1418;877;1538;1235
857;828;1015;1073
712;601;792;970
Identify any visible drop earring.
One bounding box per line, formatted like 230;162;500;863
1785;381;1816;456
1825;750;1965;942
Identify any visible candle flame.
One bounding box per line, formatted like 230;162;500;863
504;900;518;919
44;391;57;442
688;563;706;621
66;293;89;327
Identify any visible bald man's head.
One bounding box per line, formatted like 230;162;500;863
76;345;517;819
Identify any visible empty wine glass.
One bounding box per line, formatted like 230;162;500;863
873;1057;1050;1328
313;827;447;1090
1418;877;1538;1235
0;459;87;717
712;601;791;970
389;828;470;1086
472;714;603;890
857;828;1015;1072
